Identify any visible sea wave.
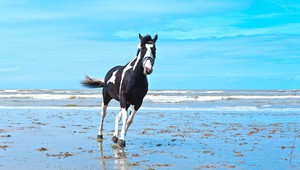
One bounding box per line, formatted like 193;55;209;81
0;94;102;100
145;95;196;103
1;105;300;112
1;93;300;103
148;90;189;94
145;95;300;103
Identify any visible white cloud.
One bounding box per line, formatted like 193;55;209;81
111;1;300;40
272;0;300;13
2;0;300;41
286;74;300;81
0;67;22;72
114;18;300;40
0;0;251;41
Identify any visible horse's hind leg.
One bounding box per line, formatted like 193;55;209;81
97;102;107;139
97;89;111;140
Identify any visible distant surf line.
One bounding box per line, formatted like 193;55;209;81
1;106;300;112
1;94;300;101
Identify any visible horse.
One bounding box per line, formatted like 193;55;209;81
81;34;158;147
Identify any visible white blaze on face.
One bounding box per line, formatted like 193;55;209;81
144;59;152;72
144;44;154;73
145;44;153;57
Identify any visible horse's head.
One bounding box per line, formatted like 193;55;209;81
138;33;158;75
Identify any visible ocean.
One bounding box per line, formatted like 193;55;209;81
1;89;300;112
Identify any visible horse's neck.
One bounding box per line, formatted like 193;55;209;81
125;53;145;79
118;51;147;95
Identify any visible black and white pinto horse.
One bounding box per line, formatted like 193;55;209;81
82;34;158;147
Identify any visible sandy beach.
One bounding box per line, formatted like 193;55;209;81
0;90;300;169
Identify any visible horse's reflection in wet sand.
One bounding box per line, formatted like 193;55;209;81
97;141;128;170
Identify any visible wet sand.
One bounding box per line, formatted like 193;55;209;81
0;108;299;169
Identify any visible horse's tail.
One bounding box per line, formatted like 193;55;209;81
81;75;104;88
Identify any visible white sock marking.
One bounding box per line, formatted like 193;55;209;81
119;108;128;140
126;106;137;132
114;110;122;137
98;102;107;136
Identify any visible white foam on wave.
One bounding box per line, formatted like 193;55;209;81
222;95;300;100
3;90;19;93
1;93;300;102
196;96;224;102
0;94;102;100
1;105;300;112
0;106;102;110
149;90;189;94
145;95;196;103
196;95;300;102
1;90;300;103
202;91;224;94
200;95;300;101
146;95;300;103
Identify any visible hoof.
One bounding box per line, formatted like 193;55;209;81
112;136;118;143
118;140;126;148
96;135;103;141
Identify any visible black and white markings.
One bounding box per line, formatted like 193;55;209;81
82;34;158;148
107;70;118;84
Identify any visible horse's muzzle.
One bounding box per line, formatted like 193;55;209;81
143;59;153;75
144;67;153;75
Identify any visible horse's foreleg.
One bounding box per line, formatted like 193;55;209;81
126;106;137;132
97;102;107;139
119;108;128;140
118;108;128;147
112;110;122;143
117;93;129;147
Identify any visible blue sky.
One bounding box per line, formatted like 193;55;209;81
0;0;300;90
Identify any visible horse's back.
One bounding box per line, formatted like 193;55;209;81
104;66;123;82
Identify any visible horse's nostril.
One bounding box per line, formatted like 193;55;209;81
146;67;151;72
145;67;153;75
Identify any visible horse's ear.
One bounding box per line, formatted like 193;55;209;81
139;33;143;40
153;34;158;43
139;33;146;46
